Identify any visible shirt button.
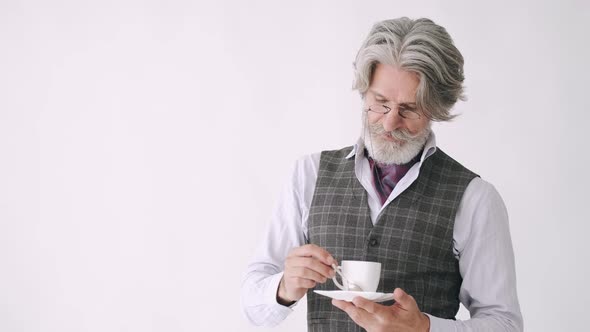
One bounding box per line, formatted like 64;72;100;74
369;238;378;247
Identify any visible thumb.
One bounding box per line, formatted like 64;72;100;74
393;288;418;310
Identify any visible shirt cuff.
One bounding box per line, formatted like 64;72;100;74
426;313;459;332
265;272;299;309
243;272;296;327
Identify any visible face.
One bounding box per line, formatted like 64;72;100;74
361;63;431;165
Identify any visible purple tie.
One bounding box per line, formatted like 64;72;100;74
367;152;419;206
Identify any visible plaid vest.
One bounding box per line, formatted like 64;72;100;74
306;146;477;331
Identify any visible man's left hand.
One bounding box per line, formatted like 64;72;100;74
332;288;430;332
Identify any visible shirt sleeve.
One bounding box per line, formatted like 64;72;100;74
427;177;524;331
240;153;320;326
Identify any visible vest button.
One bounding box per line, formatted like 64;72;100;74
369;238;378;247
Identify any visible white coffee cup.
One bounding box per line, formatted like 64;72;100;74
332;260;381;292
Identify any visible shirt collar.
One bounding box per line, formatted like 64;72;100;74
345;131;438;163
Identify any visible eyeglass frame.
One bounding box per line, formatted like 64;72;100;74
362;89;423;120
364;103;423;120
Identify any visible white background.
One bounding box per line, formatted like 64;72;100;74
1;0;589;331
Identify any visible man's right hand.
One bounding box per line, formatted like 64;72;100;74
277;244;337;305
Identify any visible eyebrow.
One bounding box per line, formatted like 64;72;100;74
370;89;417;106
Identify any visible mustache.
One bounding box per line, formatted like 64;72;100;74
368;122;421;140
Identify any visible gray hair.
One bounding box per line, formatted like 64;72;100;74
353;17;466;121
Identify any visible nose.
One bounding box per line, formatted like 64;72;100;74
381;108;404;132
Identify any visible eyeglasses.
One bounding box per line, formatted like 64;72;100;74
364;103;422;120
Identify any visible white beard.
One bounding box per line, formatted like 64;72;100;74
361;113;431;165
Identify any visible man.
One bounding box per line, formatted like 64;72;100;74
241;17;523;331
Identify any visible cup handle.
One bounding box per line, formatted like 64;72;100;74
331;264;348;291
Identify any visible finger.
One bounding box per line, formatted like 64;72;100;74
287;256;335;278
289;244;336;266
287;277;317;289
393;288;418;312
352;296;383;314
331;299;352;310
331;299;372;328
285;266;328;283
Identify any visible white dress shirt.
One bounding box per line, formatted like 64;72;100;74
241;133;523;331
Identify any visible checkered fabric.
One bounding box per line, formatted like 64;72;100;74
306;146;478;331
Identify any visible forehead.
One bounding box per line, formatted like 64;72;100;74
369;63;420;102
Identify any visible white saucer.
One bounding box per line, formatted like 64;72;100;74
313;290;394;302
